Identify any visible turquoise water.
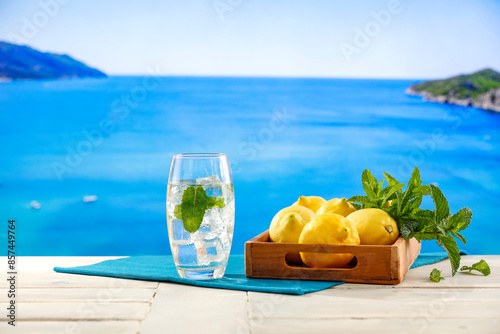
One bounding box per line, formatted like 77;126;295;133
1;76;499;255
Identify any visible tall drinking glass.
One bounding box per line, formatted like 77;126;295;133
167;153;234;279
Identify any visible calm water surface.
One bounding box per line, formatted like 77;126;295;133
0;76;498;255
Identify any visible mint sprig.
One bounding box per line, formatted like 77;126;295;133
348;167;487;278
430;268;445;282
460;260;491;276
174;185;225;233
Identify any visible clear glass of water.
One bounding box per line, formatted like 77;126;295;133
166;153;234;279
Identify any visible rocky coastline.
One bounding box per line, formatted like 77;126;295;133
406;86;500;112
406;69;500;113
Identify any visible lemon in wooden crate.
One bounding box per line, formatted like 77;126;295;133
298;213;360;268
292;196;326;213
346;208;399;245
316;198;357;217
269;206;316;263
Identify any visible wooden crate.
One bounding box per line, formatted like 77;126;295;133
245;230;421;284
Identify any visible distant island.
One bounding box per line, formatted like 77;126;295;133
406;69;500;112
0;41;106;81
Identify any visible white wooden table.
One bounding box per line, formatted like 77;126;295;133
1;255;499;333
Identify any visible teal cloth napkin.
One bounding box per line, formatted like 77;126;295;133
54;252;461;295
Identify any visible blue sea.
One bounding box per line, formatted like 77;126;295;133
1;76;499;255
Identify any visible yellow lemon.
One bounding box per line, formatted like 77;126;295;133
346;208;399;245
269;206;316;263
292;196;326;213
298;213;360;268
316;198;357;217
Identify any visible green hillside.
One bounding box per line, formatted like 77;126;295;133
0;41;106;80
410;69;500;99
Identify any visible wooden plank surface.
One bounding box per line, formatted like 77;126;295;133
1;256;156;333
0;255;498;334
140;283;249;334
1;272;159;288
3;320;141;334
0;287;156;303
1;302;151;321
246;255;500;333
247;290;500;319
250;318;500;334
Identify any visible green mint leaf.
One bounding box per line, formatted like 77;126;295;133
430;185;450;224
430;268;445;282
382;174;405;210
437;215;452;236
173;205;183;219
414;184;431;196
400;167;421;208
451;207;473;232
407;195;423;213
395;189;403;216
206;196;225;209
451;230;467;245
174;185;226;233
410;231;436;241
383;171;404;188
399;219;419;239
408;167;423;190
436;234;461;276
347;195;373;205
362;169;379;198
436;207;472;237
415;209;434;225
378;179;385;192
460;259;491;276
385;202;399;216
380;183;405;204
351;202;362;210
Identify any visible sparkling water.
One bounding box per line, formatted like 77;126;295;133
167;176;234;279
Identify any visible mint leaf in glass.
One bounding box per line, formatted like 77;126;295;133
174;185;225;233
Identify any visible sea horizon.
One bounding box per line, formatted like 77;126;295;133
1;73;435;83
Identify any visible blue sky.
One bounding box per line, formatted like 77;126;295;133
1;0;499;78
